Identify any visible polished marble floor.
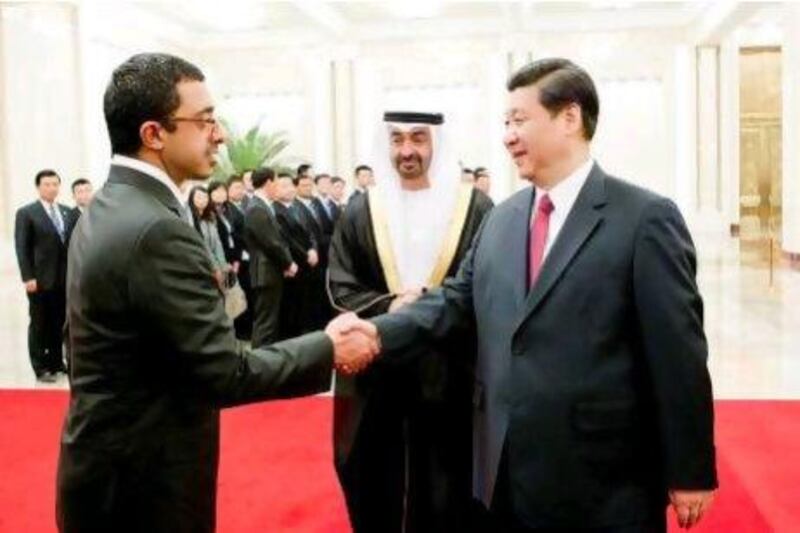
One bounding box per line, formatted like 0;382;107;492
1;229;798;399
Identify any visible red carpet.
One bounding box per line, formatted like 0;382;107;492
0;391;796;532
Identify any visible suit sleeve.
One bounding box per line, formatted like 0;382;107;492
128;217;333;408
633;198;717;490
298;206;319;250
14;208;35;282
371;214;487;355
276;211;310;262
246;208;293;270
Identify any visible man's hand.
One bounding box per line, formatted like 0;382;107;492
24;279;37;294
284;262;298;278
307;249;319;268
325;312;380;375
669;489;716;529
388;287;424;313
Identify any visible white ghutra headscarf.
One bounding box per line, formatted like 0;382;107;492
367;111;462;290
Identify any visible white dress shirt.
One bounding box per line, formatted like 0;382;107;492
111;154;185;209
40;199;65;235
531;158;595;261
253;190;275;215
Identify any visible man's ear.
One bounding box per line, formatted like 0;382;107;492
560;103;583;137
140;120;165;151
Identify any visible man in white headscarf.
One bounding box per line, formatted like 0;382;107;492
328;111;494;532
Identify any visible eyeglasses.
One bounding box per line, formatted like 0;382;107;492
168;116;220;131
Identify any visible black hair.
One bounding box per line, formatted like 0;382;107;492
507;57;599;140
104;53;205;155
251;167;276;189
187;186;215;233
35;169;60;186
71;178;91;192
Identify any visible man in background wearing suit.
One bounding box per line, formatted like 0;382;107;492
331;175;348;209
312;173;339;234
369;58;717;532
65;178;93;241
294;172;331;330
14;169;71;382
56;52;377;533
348;164;373;203
244;167;297;345
273;173;319;338
70;178;93;217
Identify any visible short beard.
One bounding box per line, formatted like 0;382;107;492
394;155;423;180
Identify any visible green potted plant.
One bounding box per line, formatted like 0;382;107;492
211;117;296;181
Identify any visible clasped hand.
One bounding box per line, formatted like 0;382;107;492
325;312;380;375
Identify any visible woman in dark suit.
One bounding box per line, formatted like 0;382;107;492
208;181;242;271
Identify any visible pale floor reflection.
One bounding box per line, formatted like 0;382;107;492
0;234;798;398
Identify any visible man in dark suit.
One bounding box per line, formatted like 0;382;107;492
65;178;93;239
14;169;72;382
244;167;297;346
366;58;717;532
56;52;377;533
311;173;339;238
273;173;319;338
295;173;333;329
294;174;326;256
348;164;373;203
330;176;347;212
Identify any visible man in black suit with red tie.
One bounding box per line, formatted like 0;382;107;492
14;169;72;382
370;58;717;532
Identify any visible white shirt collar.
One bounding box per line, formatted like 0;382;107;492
298;196;314;207
533;157;594;218
39;199;59;211
111;154;185;207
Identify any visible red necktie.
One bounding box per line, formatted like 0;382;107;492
528;194;554;288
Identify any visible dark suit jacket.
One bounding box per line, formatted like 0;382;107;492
14;200;72;291
374;164;717;528
311;196;336;238
244;197;292;288
273;201;316;267
57;164;333;533
222;202;246;260
294;199;327;261
65;207;82;244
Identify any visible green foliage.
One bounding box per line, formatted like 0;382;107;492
212;117;296;180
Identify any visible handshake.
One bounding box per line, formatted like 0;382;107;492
325;313;381;375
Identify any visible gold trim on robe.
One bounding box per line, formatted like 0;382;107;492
367;189;403;294
367;182;474;293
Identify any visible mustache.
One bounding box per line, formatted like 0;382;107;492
395;154;421;166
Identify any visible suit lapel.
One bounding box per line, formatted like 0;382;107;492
516;165;608;330
506;187;535;313
34;201;66;241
